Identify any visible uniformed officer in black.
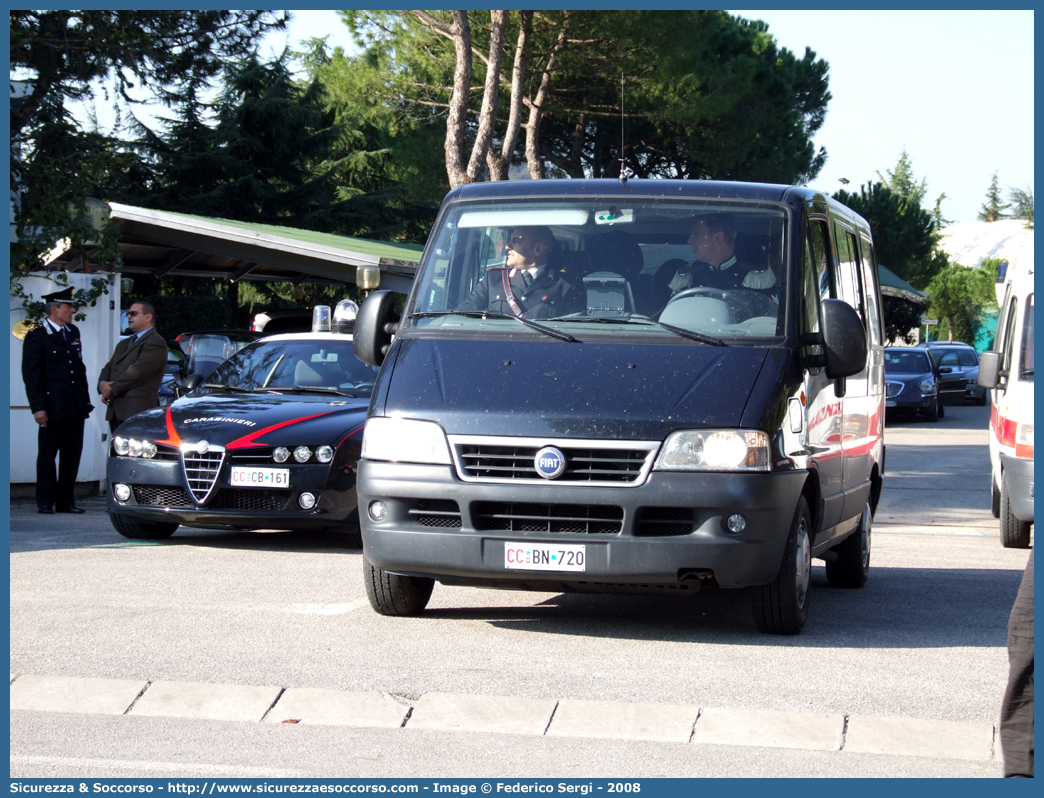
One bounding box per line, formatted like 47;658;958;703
458;226;584;319
21;287;94;514
667;214;776;293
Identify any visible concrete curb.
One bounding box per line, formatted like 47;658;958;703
9;674;999;762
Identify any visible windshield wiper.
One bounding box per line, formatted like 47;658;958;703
202;383;254;392
649;320;726;346
409;310;576;343
256;386;357;397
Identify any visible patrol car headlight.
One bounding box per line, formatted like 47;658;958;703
273;447;290;463
114;484;131;503
113;437;130;456
919;379;936;394
655;429;769;471
142;442;157;459
315;445;334;463
294;446;313;463
128;439;143;457
362;417;452;465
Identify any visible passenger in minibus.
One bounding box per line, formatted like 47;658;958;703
668;214;776;293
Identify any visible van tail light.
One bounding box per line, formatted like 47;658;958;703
1015;422;1034;459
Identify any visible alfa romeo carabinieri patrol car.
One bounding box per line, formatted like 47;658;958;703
106;304;378;540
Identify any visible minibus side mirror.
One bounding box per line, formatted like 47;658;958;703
820;298;868;380
353;290;399;367
977;350;1002;388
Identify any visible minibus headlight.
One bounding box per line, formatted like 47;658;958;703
362;417;452;465
655;429;770;471
1016;422;1034;459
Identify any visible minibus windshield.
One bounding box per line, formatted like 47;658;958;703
405;197;787;342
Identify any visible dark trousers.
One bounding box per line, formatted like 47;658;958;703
109;417;124;435
35;417;85;510
1000;549;1034;777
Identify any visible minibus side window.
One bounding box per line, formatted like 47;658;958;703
858;238;883;346
1001;296;1019;374
1020;295;1034;378
802;219;832;338
834;224;865;325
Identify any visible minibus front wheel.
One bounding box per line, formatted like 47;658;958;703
364;558;435;616
751;496;811;635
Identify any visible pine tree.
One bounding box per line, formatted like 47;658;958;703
977;172;1010;222
1008;186;1034;229
877;149;928;205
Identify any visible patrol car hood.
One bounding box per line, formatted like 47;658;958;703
116;392;369;447
381;338;768;439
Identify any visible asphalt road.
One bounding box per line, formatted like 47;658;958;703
9;401;1032;778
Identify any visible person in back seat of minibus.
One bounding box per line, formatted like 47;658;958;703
458;226;584;320
668;214;776;293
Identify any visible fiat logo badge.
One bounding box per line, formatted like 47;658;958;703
534;446;566;479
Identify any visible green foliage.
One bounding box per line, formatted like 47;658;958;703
834;182;942;290
877;149;927;205
927;262;997;344
977;171;1010;222
10;11;284;315
1008;186;1034;229
881;295;925;345
330;11;831;185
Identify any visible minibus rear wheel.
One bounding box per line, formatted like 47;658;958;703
751;496;811;635
825;501;871;588
1000;474;1031;549
364;558;435;615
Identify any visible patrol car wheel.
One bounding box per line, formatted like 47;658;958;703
108;512;178;540
1000;474;1031;549
825;502;871;588
364;559;434;616
751;495;811;635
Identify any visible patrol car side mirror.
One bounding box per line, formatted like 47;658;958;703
977;350;1002;388
183;373;204;392
354;290;399;367
820;299;867;380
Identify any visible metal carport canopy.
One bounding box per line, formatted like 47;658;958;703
108;203;422;294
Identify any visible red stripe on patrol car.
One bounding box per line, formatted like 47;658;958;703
155;407;182;447
225;413;332;450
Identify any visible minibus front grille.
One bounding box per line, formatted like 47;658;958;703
636;507;695;537
472;502;623;534
409;499;462;528
449;436;658;486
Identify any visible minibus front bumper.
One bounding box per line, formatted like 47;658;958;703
357;461;808;590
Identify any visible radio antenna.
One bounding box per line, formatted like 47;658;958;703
619;74;628;184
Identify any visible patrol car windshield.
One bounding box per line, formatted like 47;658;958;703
405;197;787;341
205;339;380;395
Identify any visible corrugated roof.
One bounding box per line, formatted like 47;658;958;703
152;208;424;263
878;264;928;304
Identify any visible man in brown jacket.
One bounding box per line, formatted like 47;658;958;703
98;300;168;432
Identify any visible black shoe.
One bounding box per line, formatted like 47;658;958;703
56;505;85;514
37;506;54;514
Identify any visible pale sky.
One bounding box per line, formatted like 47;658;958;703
274;9;1034;225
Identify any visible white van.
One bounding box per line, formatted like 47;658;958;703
978;252;1034;548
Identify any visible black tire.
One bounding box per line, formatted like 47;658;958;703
976;389;989;407
1000;474;1031;549
364;558;434;616
751;495;812;635
991;477;1001;519
925;398;939;422
826;502;871;588
108;512;178;540
938;400;945;418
